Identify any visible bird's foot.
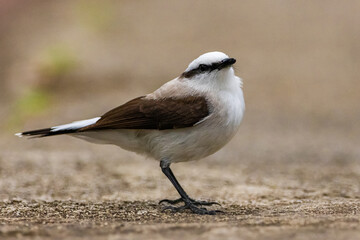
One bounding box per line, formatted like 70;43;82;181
160;198;222;215
161;201;223;215
159;197;220;206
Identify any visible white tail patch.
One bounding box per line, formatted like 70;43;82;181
51;117;101;132
15;133;23;137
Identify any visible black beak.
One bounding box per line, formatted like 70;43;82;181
218;58;236;70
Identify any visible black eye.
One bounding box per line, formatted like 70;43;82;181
199;64;209;72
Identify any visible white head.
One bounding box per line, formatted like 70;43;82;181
180;51;237;90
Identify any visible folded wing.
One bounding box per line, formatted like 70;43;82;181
80;96;210;131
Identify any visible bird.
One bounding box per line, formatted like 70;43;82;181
16;51;245;215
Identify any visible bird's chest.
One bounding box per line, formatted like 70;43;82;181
197;91;244;149
211;89;244;129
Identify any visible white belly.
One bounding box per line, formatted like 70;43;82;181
73;93;244;163
74;123;236;163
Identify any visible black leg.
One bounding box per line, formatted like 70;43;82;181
159;160;222;215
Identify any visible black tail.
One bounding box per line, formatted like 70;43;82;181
16;128;78;138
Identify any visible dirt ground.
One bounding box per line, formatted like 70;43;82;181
1;114;359;239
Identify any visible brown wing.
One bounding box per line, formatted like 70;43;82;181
80;96;210;131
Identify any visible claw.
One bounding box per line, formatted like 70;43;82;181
162;202;223;215
192;200;221;206
162;205;187;212
159;198;183;205
159;197;221;206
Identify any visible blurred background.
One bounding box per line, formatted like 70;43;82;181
0;0;359;201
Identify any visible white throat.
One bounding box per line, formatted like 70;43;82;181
185;67;239;94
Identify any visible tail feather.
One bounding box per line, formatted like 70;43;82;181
17;128;78;138
15;117;101;138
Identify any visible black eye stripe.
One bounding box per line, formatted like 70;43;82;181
199;63;220;72
181;62;220;78
199;64;209;71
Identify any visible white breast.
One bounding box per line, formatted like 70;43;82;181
73;75;245;164
139;76;245;163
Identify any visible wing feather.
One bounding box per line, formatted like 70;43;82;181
80;96;210;131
